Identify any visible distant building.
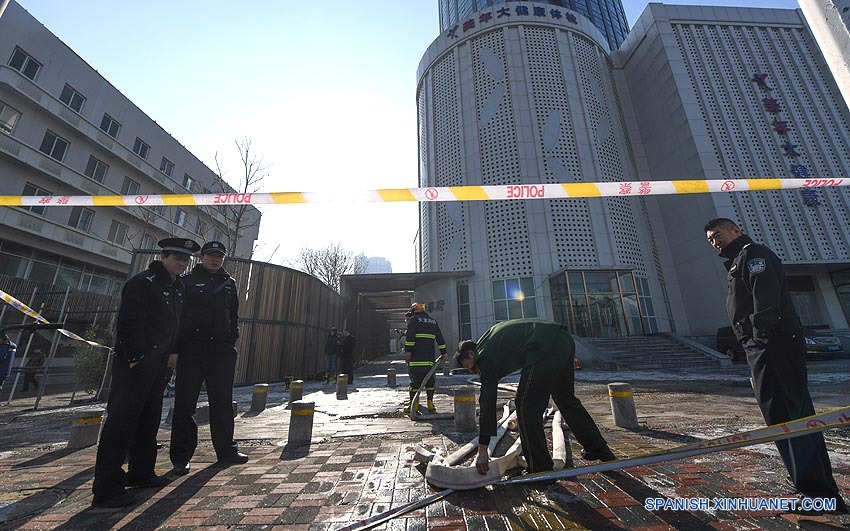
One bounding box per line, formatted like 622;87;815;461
0;1;260;298
799;0;850;109
365;256;392;274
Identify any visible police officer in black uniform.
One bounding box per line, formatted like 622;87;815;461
170;241;247;476
705;218;847;515
403;303;447;414
92;237;198;508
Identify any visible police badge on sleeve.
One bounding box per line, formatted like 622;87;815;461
746;258;766;274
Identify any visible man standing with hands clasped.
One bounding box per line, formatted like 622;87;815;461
171;241;247;476
92;237;198;508
704;218;847;515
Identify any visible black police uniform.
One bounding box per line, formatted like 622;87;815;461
473;320;610;472
721;234;845;506
93;238;198;504
404;309;446;409
170;242;242;467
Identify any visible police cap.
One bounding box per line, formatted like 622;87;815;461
200;241;227;255
158;237;200;256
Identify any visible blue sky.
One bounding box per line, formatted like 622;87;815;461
15;0;799;272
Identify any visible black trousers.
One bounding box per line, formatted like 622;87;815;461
408;364;436;400
93;352;168;499
746;333;842;499
338;356;354;384
170;341;238;464
515;350;608;473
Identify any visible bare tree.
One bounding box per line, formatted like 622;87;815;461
208;138;266;256
295;242;367;293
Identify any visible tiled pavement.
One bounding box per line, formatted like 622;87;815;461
0;353;848;530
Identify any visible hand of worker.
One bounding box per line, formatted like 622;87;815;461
475;444;490;474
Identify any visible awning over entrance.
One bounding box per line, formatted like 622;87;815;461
341;271;474;331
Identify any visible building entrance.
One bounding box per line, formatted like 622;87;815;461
549;270;644;338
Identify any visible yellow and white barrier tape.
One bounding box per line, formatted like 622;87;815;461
0;289;112;351
1;178;847;207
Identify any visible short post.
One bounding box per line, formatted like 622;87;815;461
290;380;304;402
443;357;451;376
68;409;104;449
607;382;638;429
387;368;397;387
454;386;477;432
231;400;238;418
196;403;210;424
336;374;348;400
251;383;269;411
288;400;315;446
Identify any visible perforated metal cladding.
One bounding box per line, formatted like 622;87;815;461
523;26;598;269
672;23;850;262
417;86;431;272
472;30;533;279
432;52;469;271
573;34;646;275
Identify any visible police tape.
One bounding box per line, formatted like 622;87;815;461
0;289;112;351
336;405;850;530
1;178;847;207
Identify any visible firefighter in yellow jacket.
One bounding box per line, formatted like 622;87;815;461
403;303;446;414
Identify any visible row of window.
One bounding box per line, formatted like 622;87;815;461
21;182;223;244
8;46;201;189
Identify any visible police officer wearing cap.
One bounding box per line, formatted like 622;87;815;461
705;218;847;515
170;241;246;476
93;237;199;508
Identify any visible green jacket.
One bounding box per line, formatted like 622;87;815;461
475;319;575;440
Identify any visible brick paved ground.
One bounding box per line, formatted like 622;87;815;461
0;352;848;530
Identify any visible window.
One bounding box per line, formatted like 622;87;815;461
0;100;21;134
9;47;41;81
120;177;140;195
182;173;194;190
141;234;156;250
195;219;207;236
99;114;121;139
132;137;149;159
21;183;51;216
107;220;129;245
68;207;94;232
160;157;174;177
173;209;187;227
39;130;69;161
84;156;108;183
213;229;223;242
149;205;164;216
457;283;472;341
59;84;85;113
492;277;537;321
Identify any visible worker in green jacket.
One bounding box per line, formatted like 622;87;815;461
454;319;615;476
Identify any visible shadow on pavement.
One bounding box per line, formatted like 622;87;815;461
1;467;94;531
603;470;715;529
631;427;702;446
11;447;79;469
54;466;224;530
280;443;311;460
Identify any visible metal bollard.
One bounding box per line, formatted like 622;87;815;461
443;357;451;376
68;409;104;449
336;374;348;400
288;400;315;446
290;380;304;402
454;386;477;432
232;400;238;418
196;403;210;424
251;383;269;411
387;368;397;387
607;382;639;429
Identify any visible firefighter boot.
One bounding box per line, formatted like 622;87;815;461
427;400;436;412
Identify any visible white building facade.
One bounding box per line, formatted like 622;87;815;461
0;2;260;298
799;0;850;110
417;1;850;341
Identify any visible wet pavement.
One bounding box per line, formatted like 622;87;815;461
0;352;848;530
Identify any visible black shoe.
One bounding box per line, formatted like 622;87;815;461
171;462;190;476
216;452;249;465
92;492;135;508
580;446;617;462
125;474;171;488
